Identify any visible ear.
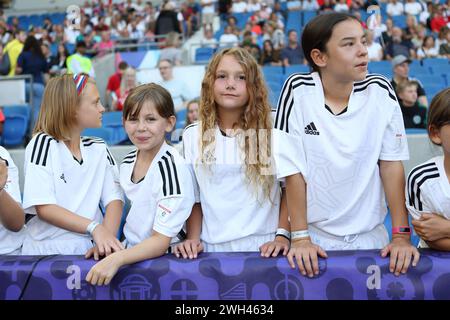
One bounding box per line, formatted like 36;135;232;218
428;125;442;145
310;48;328;69
165;115;176;133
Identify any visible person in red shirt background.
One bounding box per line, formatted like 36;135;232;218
105;61;128;111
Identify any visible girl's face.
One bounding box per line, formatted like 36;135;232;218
425;37;434;48
318;19;368;82
124;100;175;153
213;55;249;111
77;82;105;129
431;124;450;155
187;102;199;123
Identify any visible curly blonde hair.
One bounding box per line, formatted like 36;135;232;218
199;47;275;202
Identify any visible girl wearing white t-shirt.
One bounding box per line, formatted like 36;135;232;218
22;74;124;256
274;12;420;278
407;88;450;250
174;47;290;259
86;83;195;286
0;147;25;255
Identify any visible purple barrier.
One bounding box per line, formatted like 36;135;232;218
1;250;449;300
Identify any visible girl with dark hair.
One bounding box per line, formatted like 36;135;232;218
274;12;419;278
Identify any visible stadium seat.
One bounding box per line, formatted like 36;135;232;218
302;11;316;27
82;127;115;145
284;64;310;76
2;105;31;135
262;66;284;84
195;47;215;64
102;111;127;145
176;109;187;129
1;114;28;147
405;128;427;135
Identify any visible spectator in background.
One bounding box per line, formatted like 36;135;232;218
260;39;282;66
385;27;417;59
411;24;427;49
105;61;128;110
366;29;383;61
436;26;449;51
226;15;240;35
263;21;285;50
390;55;428;107
48;43;69;76
112;67;138;111
334;0;350;12
16;35;49;122
0;43;10;76
231;0;248;13
93;30;114;58
268;11;284;31
381;17;394;48
439;27;450;58
417;35;439;59
302;0;319;11
281;29;305;66
42;17;54;33
219;25;239;47
218;0;232;22
3;29;26;76
287;0;302;11
40;42;52;67
160;32;183;66
155;2;182;37
200;27;218;49
67;40;95;77
396;81;427;129
387;0;404;17
319;0;335;13
201;0;217;28
247;0;262;12
404;0;423;16
403;15;418;42
157;59;193;112
430;5;448;33
185;99;199;127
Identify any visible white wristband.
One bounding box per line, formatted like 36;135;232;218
86;221;100;236
276;228;291;239
291;230;310;240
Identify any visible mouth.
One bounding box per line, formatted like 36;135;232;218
355;62;368;68
223;94;238;97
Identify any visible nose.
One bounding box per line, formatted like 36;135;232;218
226;77;236;88
358;41;368;56
99;101;105;113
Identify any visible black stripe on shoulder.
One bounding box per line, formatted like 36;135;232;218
275;73;314;133
106;148;115;166
416;172;440;211
184;122;199;131
158;160;167;197
407;162;439;209
31;133;55;166
165;151;181;195
158;151;182;197
122;149;137;163
83;140;105;147
354;75;397;102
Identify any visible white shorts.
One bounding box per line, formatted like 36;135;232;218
308;224;389;251
203;233;275;252
21;234;94;255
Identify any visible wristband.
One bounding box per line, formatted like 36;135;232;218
392;226;411;235
291;229;310;240
86;221;100;236
276;228;291;240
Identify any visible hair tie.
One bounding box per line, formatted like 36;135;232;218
73;73;89;96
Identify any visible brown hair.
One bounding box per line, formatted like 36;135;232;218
123;83;175;121
396;80;417;95
428;88;450;146
33;74;96;141
185;98;199;127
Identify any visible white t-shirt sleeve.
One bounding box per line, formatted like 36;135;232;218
22;136;57;214
0;147;21;203
100;146;124;207
379;99;409;161
182;126;201;203
273;77;307;180
153;158;195;238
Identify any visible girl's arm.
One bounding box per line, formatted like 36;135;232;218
286;173;327;278
379;160;420;275
173;203;203;259
86;231;171;286
0;190;24;232
102;199;123;238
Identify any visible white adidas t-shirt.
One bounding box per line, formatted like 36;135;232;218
121;142;195;248
273;72;409;236
182;123;280;245
406;156;450;248
0;146;25;254
22;134;124;255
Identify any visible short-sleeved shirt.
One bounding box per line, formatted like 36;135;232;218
406;156;450;248
273;72;409;236
106;72;122;92
182;123;280;244
17;51;48;84
22;134;123;254
281;45;304;65
120;142;195;247
0;146;25;254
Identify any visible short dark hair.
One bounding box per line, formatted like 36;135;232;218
427;88;450;146
118;61;128;70
301;12;359;72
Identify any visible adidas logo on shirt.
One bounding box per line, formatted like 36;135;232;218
304;122;320;135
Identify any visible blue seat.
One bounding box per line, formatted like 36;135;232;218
2;105;31;135
176;109;187;129
195;47;215;64
284;65;310;78
263;66;284;84
102;111;127;145
392;15;407;29
405;128;427;135
82;127;115;145
2;114;28;147
302;11;316;26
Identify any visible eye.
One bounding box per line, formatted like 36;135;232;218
238;75;246;80
216;74;226;79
